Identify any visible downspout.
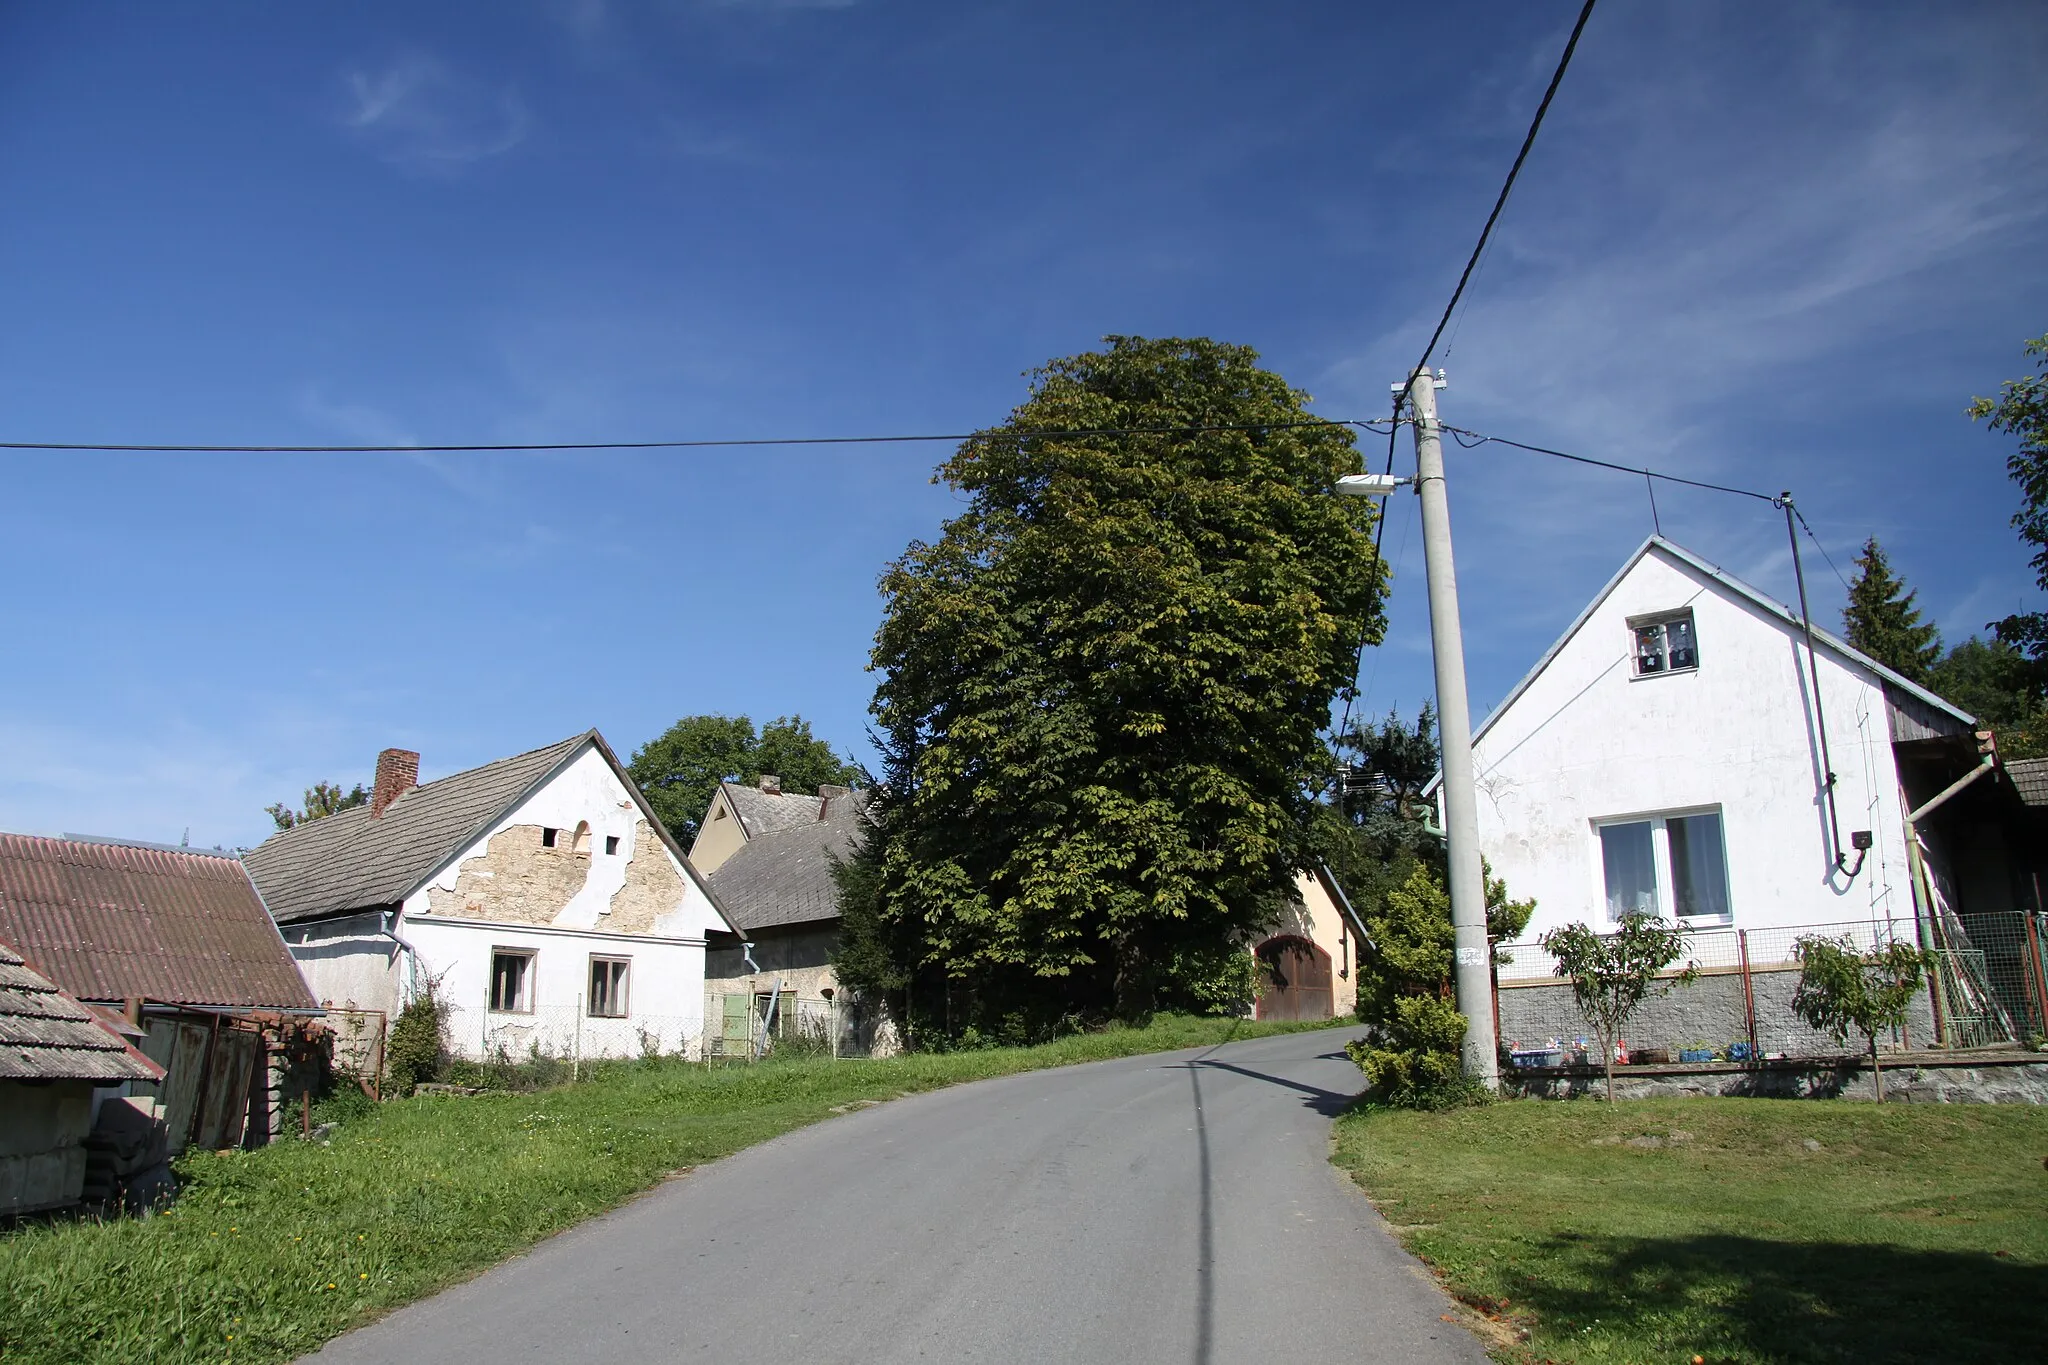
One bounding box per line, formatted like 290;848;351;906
1780;494;1850;872
379;911;425;1004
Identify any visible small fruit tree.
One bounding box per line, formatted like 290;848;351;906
1791;935;1930;1101
1540;914;1697;1102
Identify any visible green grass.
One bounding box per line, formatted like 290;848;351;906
1332;1098;2048;1364
0;1013;1334;1365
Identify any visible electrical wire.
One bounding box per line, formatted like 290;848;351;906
1395;0;1600;410
1441;423;1778;504
1790;502;1854;594
0;419;1400;455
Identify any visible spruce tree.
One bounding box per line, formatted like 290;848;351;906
1842;538;1940;684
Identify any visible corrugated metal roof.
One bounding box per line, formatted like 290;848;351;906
0;941;163;1082
0;834;316;1010
707;793;869;932
2007;757;2048;808
244;733;590;923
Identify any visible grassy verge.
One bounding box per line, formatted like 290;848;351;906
1332;1098;2048;1363
0;1013;1337;1365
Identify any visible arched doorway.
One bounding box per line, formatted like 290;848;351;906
1254;935;1333;1021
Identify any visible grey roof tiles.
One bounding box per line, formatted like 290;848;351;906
244;733;590;924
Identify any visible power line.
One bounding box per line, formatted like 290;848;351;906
1442;423;1778;504
1398;0;1600;408
1790;502;1854;594
0;418;1399;456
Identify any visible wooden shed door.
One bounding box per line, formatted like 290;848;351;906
1254;936;1333;1021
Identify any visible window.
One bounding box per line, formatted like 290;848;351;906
571;821;592;856
604;834;620;856
588;957;630;1018
489;949;535;1012
541;827;559;849
1596;810;1731;923
1631;609;1698;677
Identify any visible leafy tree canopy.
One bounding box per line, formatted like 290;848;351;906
1927;636;2047;757
1970;332;2048;663
1842;538;1940;685
266;781;368;832
1541;915;1697;1102
627;714;859;845
839;336;1388;1033
1791;935;1928;1101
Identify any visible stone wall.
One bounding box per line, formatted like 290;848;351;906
602;819;684;933
1497;965;1940;1058
1508;1055;2048;1104
427;825;591;924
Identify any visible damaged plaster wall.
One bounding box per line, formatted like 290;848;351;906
426;825;593;925
601;818;687;934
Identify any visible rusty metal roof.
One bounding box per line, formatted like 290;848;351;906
0;940;164;1082
0;833;316;1010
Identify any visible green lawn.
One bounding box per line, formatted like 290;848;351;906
0;1014;1336;1365
1332;1098;2048;1364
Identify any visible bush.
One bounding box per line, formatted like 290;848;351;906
385;981;452;1095
1347;994;1488;1110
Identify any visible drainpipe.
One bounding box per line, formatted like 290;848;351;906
379;911;425;1004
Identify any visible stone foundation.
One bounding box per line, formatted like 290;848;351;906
1506;1051;2048;1104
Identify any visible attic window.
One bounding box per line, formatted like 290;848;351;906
572;821;592;856
711;807;728;821
605;834;620;856
541;827;559;849
1631;609;1698;678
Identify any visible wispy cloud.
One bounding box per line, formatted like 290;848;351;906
339;52;530;169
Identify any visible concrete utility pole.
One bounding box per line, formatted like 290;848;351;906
1405;369;1500;1088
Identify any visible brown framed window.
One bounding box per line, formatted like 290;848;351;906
489;949;535;1013
588;956;630;1018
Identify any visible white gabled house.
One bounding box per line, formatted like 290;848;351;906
246;731;738;1062
1443;536;2003;945
1436;537;2048;1056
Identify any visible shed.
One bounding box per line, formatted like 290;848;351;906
0;941;161;1215
0;832;322;1151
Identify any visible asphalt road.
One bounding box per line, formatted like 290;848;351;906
305;1028;1487;1365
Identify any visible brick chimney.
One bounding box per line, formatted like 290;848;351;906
817;783;850;819
371;748;420;817
757;774;781;796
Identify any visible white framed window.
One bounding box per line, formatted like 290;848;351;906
1630;608;1698;678
1595;808;1731;923
489;948;536;1013
588;956;630;1018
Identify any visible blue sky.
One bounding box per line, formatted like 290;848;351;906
2;1;2043;850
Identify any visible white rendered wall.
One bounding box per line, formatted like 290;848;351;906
402;915;708;1059
399;741;728;1056
1467;547;1915;953
283;912;405;1017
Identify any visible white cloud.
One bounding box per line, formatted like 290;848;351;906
339;52;529;169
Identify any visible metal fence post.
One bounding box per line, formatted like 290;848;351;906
573;994;583;1082
2026;913;2048;1041
1738;929;1759;1064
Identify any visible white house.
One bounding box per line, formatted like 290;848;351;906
1443;538;2043;1055
246;732;737;1062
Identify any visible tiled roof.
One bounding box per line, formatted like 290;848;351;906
0;941;163;1082
707;793;869;932
2007;757;2048;808
719;782;827;839
0;833;313;1011
244;733;590;924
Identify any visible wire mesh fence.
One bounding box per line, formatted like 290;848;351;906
1493;909;2048;1066
440;1003;706;1066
